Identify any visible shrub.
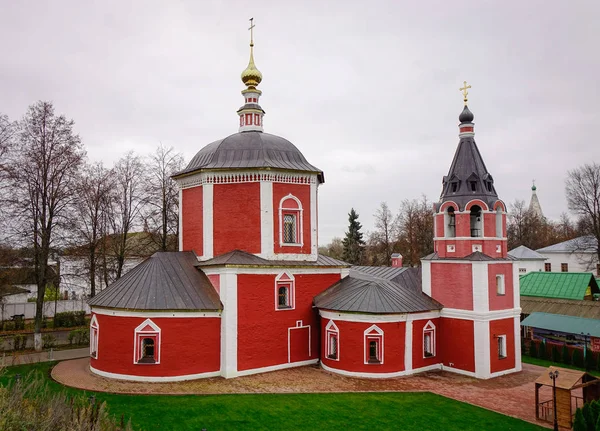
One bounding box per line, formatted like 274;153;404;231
585;349;596;371
12;315;25;331
538;342;547;360
574;408;587;431
561;345;571;364
68;328;89;346
42;334;56;349
528;341;538;358
584;403;595;431
591;400;600;429
3;321;15;332
54;311;86;328
12;334;27;351
573;349;585;368
551;345;560;363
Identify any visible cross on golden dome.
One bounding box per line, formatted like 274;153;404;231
460;81;471;105
241;17;262;90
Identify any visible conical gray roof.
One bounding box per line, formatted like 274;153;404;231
88;252;222;311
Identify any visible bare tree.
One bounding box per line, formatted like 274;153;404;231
7;101;85;349
108;152;147;279
0;114;17;227
318;237;344;260
143;143;184;252
369;202;397;265
396;195;433;266
565;162;600;267
71;163;112;297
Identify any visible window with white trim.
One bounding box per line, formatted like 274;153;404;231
275;272;295;310
90;315;99;359
279;194;303;246
497;335;507;359
134;319;161;364
496;274;505;295
325;320;339;360
364;325;384;364
423;320;436;358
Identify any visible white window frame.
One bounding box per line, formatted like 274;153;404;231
496;274;505;295
133;319;161;365
497;334;507;359
364;325;384;365
423;320;436;358
90;314;99;359
279;194;304;247
325;320;339;361
275;272;295;311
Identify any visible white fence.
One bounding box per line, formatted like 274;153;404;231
0;300;90;321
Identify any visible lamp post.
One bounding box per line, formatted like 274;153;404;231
581;332;591;369
549;370;559;431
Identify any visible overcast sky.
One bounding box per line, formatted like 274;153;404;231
2;1;599;245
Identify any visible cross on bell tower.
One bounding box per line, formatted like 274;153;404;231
238;18;265;132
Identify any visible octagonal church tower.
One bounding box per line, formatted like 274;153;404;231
421;88;522;379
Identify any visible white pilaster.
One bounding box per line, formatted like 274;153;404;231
472;262;489;313
260;181;274;256
512;261;520;309
473;319;491;378
421;261;431;296
178;187;183;252
404;319;413;372
203;184;214;259
514;315;522;371
310;182;318;255
220;270;238;378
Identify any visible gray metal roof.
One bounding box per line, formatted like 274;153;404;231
197;249;349;268
537;236;597;254
88;252;222;311
436;131;500;211
422;251;513;261
174;131;324;183
314;269;441;314
351;266;421;291
508;245;547;260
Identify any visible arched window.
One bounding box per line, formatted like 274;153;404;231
279;194;303;246
275;272;295;310
134;319;161;364
445;206;456;238
423;320;436;358
364;325;384;365
325;320;339;361
470;205;482;237
90;315;99;359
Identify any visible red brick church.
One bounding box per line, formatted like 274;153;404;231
88;25;521;382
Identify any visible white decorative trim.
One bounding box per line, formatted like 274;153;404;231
235;358;319;378
260;181;274;256
363;325;384;365
278;194;304;247
473;320;490;378
319;310;440;323
433;237;507;241
91;308;221;318
472;262;489;313
90;315;99;359
90;366;220;382
259;252;318;261
404;319;413;371
440;307;520;321
423;320;436;358
287;324;311;363
176;171;318;190
512;262;520;309
202;183;214;259
325;320;340;361
421;261;431;296
220;271;238;378
310;182;318;256
178;187;183;251
489;366;521;379
514;316;522;372
441;365;476;377
202;267;344;276
133;319;161;365
321;362;443;379
275;272;295;311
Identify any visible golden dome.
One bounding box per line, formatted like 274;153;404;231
241;44;262;89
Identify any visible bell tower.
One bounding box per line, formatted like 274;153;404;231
421;83;521;379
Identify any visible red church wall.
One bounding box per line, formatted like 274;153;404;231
182;186;203;255
431;263;473;310
237;272;341;372
439;317;475;372
489;318;516;373
272;183;311;255
213;183;261;256
454;213;471;237
412;318;442;370
207;274;220;295
483;213;496;237
434;213;445;238
320;318;406;374
488;263;514;310
91;313;220;377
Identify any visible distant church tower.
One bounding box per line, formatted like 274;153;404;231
528;182;544;218
421;82;521;379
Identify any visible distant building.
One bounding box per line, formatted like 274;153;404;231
508;245;546;274
537;236;599;275
528;182;544;219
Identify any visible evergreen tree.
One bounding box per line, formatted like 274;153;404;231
538;341;547;360
342;208;365;265
585;349;596;371
596;409;600;431
583;403;595;431
590;400;600;429
562;345;571;364
573;349;584;368
551;345;560;363
574;408;587;431
528;341;538;358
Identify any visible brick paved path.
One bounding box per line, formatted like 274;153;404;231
52;359;552;429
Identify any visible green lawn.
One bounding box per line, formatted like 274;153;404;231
0;362;544;431
522;354;600;377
